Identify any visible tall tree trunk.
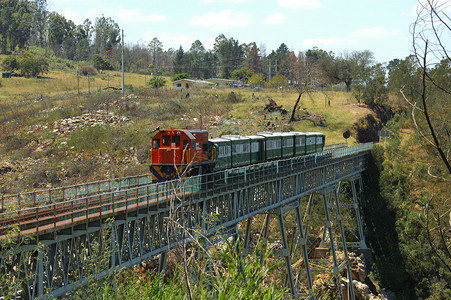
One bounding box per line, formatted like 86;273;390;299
289;92;302;123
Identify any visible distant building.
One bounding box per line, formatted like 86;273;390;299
206;78;239;87
172;79;215;90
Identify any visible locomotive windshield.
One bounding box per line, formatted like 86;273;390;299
172;135;180;147
153;139;160;149
162;135;170;147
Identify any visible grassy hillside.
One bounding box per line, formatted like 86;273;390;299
0;64;373;195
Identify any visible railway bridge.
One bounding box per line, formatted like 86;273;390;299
0;143;373;299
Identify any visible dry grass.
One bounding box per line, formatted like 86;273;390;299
0;67;168;101
203;88;372;145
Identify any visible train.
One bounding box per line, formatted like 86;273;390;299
148;129;325;182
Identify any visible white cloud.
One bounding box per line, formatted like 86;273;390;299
278;0;321;9
142;31;194;48
190;10;253;29
203;0;256;3
60;9;82;23
349;27;398;39
264;13;286;25
303;36;357;47
118;8;166;23
303;27;399;47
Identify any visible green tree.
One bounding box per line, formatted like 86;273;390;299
29;0;48;47
148;76;166;89
247;73;265;86
266;73;287;88
360;63;388;105
9;0;33;50
16;50;49;76
1;54;18;71
213;34;243;78
388;55;420;101
173;46;187;74
92;54;113;72
172;73;190;81
0;0;17;53
94;15;120;55
189;39;206;78
231;67;253;83
243;42;260;72
267;43;292;79
148;37;163;75
48;12;68;55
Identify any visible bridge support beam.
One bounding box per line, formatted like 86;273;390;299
320;185;356;300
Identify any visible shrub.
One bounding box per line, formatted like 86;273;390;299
78;64;98;76
1;55;18;71
171;73;191;81
147;76;166;89
1;51;49;76
92;54;114;72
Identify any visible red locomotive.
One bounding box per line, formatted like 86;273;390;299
149;129;215;182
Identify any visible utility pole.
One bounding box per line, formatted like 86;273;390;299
122;29;125;97
268;60;272;80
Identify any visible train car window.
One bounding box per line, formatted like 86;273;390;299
183;140;189;149
202;142;208;153
153;139;160;149
251;142;259;152
172;135;180;147
162;135;170;147
243;143;250;153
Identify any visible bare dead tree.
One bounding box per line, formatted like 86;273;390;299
406;0;451;175
401;0;451;274
289;52;326;123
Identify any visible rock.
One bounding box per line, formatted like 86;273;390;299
381;289;397;300
353;280;371;300
349;252;367;282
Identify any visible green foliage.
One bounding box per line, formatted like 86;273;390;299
230;67;253;83
171;72;191;81
1;50;49;76
247;73;265;86
147;76;166;89
0;226;42;299
362;113;451;299
266;73;288;88
96;240;286;300
1;55;18;71
67;125;112;154
92;54;113;71
77;64;98;76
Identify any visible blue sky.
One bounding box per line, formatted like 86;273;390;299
48;0;426;63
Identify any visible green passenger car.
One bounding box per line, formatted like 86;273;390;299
293;132;307;156
245;135;265;164
221;135;252;168
305;133;316;154
281;132;295;158
209;137;232;170
312;132;325;151
257;132;283;160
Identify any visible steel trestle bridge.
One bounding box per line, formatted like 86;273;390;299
0;143;373;299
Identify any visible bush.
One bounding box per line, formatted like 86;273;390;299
1;51;49;76
171;73;191;81
78;64;98;76
1;55;18;71
148;76;166;89
92;54;114;72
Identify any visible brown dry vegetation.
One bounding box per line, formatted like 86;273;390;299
0;68;374;195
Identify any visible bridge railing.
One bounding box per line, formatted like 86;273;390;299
0;143;355;213
0;174;154;213
0;143;372;238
